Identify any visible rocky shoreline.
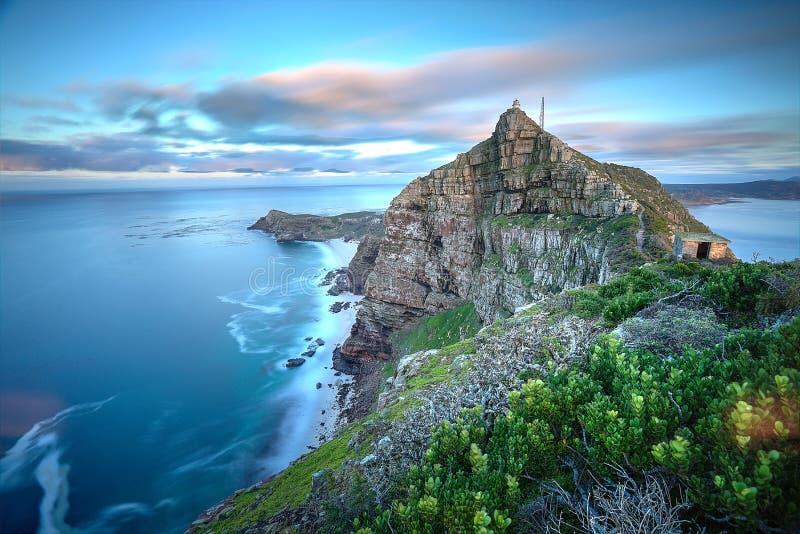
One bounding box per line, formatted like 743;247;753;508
187;232;383;532
246;218;386;428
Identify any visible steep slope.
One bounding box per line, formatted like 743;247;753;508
337;104;709;371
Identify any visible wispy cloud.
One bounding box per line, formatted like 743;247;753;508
5;96;81;112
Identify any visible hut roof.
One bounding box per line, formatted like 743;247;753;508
675;232;731;244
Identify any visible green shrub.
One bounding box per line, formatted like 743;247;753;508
598;266;671;299
566;287;605;318
700;261;771;314
363;318;800;533
602;290;656;322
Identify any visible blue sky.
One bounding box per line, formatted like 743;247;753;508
1;0;798;184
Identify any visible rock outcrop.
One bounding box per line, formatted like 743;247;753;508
337;104;707;372
248;210;383;242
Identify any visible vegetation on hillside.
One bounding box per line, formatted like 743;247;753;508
602;163;711;238
392;303;482;356
352;260;800;533
194;260;800;534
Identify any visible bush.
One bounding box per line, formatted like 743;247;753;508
566;287;605;319
700;262;772;314
362;318;800;533
616;304;726;356
602;290;657;322
598;266;671;299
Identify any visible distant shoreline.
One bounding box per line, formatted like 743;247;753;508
678;197;748;207
664;178;800;206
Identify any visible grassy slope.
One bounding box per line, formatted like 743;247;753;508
602;163;711;234
391;302;481;356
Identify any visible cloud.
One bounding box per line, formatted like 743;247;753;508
193;3;799;140
0;135;178;172
29;115;89;127
5;96;81;111
555;113;800;177
67;79;195;120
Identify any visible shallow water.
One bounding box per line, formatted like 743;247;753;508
0;184;402;533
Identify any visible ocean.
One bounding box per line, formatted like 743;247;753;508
0;184;403;533
687;198;800;261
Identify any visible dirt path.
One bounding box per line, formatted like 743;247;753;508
636;207;646;251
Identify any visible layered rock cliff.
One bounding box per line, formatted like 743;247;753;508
337;104;707;371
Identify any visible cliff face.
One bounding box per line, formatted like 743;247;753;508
337;105;704;371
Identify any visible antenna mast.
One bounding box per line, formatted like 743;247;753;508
540;97;545;130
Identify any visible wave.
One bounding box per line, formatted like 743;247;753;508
34;449;75;534
0;395;117;489
218;293;287;353
0;395;162;534
217;294;282;315
170;438;248;476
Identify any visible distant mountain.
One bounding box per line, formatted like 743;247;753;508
664;179;800;205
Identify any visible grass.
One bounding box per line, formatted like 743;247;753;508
204;423;371;533
392;303;482;356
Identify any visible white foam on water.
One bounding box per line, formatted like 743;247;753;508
81;502;153;533
0;396;117;489
170;438;248;476
254;239;360;476
34;449;75;534
217;295;282;315
219;293;288;353
0;395;135;534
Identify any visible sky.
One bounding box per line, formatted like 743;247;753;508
0;0;799;186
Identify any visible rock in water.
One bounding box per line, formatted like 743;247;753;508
286;358;306;368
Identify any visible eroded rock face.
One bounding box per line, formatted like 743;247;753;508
348;234;382;294
337;106;647;372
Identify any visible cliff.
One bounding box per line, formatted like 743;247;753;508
337;104;708;371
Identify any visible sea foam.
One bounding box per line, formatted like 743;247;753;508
0;395;119;533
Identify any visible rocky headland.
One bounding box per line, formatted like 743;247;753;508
247;103;713;404
336;104;708;375
248;210;383;242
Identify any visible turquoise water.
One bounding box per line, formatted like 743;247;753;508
687;198;800;261
0;184;403;533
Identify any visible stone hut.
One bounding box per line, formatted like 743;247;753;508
673;232;731;260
